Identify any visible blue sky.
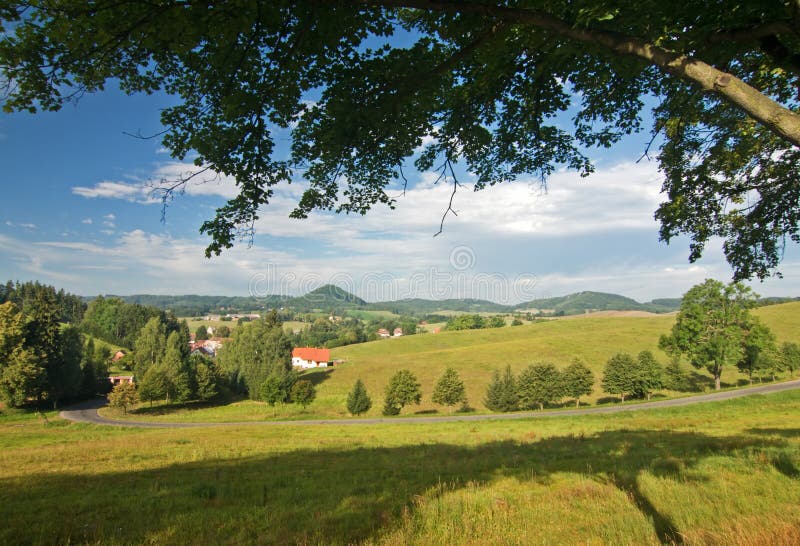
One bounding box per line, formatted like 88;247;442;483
1;82;799;303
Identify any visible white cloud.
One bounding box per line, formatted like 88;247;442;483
72;181;156;203
81;218;93;224
24;156;796;300
72;162;238;203
4;221;37;230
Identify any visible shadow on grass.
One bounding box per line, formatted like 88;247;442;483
301;367;335;388
746;428;800;438
0;429;792;545
130;394;248;417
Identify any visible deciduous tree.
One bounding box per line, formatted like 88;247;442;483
562;358;593;408
660;280;756;390
632;350;663;400
779;342;800;378
107;382;138;414
2;3;799;277
431;367;467;412
517;362;563;411
290;379;315;409
602;353;636;403
382;369;422;416
737;319;778;383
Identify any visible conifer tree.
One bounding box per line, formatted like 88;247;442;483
346;379;372;416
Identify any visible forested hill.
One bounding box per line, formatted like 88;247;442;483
365;298;513;315
102;294;290;317
91;286;679;316
1;280;85;323
517;291;681;315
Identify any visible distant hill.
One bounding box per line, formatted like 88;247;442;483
517;291;681;315
288;284;367;310
366;298;513;315
103;294;289;316
90;287;781;317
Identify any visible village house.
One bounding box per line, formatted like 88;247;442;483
393;327;403;337
188;337;225;357
292;347;331;369
109;375;134;386
377;328;391;338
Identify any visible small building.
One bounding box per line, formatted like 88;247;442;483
292;347;331;369
393;327;403;337
109;375;134;386
111;350;126;363
377;328;391;338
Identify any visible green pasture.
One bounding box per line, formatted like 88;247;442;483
2;391;800;544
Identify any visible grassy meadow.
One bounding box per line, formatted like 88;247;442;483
3;391;800;544
105;302;800;423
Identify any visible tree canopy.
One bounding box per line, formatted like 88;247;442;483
2;2;799;278
660;279;757;390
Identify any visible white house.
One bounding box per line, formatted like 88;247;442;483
292;347;331;369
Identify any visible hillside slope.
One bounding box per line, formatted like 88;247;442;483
326;302;800;415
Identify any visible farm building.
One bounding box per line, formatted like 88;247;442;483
292;347;331;369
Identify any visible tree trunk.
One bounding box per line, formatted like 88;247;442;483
575;398;580;408
647;392;651;401
714;375;721;390
539;402;544;411
379;1;800;147
621;394;625;403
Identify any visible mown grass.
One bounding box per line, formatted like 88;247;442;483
3;391;800;544
101;302;800;422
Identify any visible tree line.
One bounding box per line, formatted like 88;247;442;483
1;280;85;324
0;292;108;409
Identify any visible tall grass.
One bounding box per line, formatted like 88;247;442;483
2;391;800;544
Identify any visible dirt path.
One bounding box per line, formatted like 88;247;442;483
60;379;800;428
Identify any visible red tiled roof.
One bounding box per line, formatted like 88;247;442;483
292;347;330;362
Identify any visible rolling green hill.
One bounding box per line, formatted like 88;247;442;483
90;287;689;317
323;301;800;414
116;301;800;423
518;291;680;314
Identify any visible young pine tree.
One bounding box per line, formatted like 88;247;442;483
484;365;518;412
346;378;372;416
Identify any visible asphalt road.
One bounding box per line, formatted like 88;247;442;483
60;378;800;429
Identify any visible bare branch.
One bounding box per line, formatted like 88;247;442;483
433;157;461;237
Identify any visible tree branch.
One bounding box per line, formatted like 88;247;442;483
356;0;800;148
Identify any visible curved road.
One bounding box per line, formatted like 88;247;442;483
61;378;800;429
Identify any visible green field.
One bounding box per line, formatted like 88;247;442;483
3;391;800;544
184;318;239;335
100;302;800;424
